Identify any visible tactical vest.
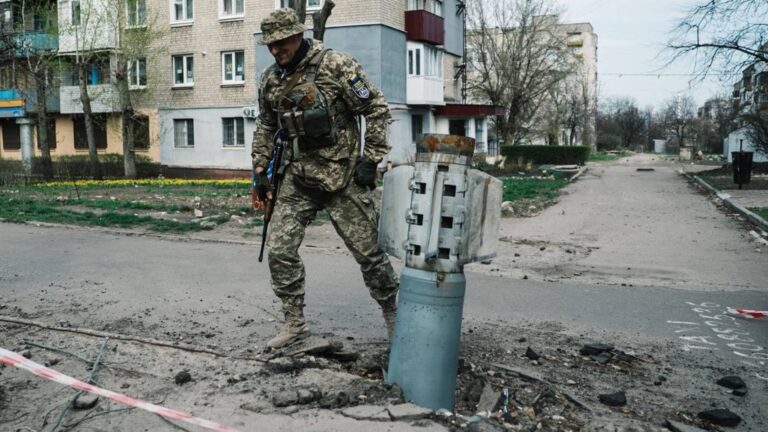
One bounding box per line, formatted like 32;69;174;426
277;48;334;152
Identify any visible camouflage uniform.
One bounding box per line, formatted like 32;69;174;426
252;10;398;328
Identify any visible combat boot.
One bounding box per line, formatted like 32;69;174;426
378;296;397;341
268;296;310;349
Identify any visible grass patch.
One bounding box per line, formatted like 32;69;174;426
501;177;568;202
749;207;768;220
0;196;215;233
64;198;189;212
588;153;619;162
696;174;768;191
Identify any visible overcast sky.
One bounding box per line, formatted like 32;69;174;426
560;0;726;111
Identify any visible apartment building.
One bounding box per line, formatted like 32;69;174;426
0;0;60;161
725;58;768;162
2;0;500;172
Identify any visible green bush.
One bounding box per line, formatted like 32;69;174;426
500;145;590;166
596;134;621;151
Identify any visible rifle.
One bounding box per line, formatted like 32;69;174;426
257;130;287;262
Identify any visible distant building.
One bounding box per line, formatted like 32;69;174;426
725;50;768;162
1;0;502;174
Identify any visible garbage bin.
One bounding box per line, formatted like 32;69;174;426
731;151;753;188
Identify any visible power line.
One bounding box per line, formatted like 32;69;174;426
602;72;731;77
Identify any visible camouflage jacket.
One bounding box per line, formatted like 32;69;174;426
251;39;391;192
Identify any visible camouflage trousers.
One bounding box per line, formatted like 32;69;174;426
267;171;398;302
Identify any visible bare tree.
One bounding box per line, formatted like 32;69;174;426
466;0;573;145
661;94;697;149
288;0;335;42
58;0;163;179
743;110;768;156
0;0;59;178
667;0;768;80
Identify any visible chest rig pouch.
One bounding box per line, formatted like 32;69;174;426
278;49;333;151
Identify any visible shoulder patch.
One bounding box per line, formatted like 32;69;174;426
348;74;370;99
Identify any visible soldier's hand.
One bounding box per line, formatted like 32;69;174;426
354;160;378;190
254;168;272;201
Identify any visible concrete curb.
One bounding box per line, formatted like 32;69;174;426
681;171;768;233
569;166;589;183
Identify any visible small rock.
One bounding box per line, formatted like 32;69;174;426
518;337;527;343
539;246;546;251
272;390;299;407
716;375;745;390
174;370;192;385
665;419;708;432
598;391;626;407
591;353;611;365
436;408;453;419
73;394;99;410
283;405;300;415
523;275;528;280
698;408;741;427
514;253;520;257
467;417;507;432
732;387;748;396
296;388;322;404
525;347;541;361
566;379;576;385
44;358;61;367
386;403;433;421
120;383;130;389
20;350;31;359
476;382;500;412
580;343;614;356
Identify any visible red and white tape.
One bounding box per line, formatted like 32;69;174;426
727;307;768;319
0;347;242;432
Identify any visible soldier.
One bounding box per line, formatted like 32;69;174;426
252;8;399;349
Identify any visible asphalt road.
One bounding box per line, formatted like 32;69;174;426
1;154;767;430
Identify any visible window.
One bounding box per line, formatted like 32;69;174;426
221;51;244;84
172;54;194;86
474;118;484;150
222;118;244;147
171;0;193;23
174;119;194;147
130;115;150;149
128;58;147;88
407;0;425;10
411;114;423;143
127;0;147;27
431;0;442;16
424;46;443;77
71;0;81;26
1;120;20;150
34;12;53;32
221;0;244;18
276;0;321;9
70;58;110;86
449;119;466;136
408;48;421;76
73;115;108;150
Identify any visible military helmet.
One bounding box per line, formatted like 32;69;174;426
258;8;306;45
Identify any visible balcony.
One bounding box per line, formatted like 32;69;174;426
0;90;25;118
60;85;120;114
12;31;58;55
405;10;444;46
407;75;444;106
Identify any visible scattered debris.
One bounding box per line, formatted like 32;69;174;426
73;394;99;410
524;347;541;361
716;375;745;390
580;343;614;356
598;391;627;407
698;408;742;427
665;419;708;432
174;369;192;385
